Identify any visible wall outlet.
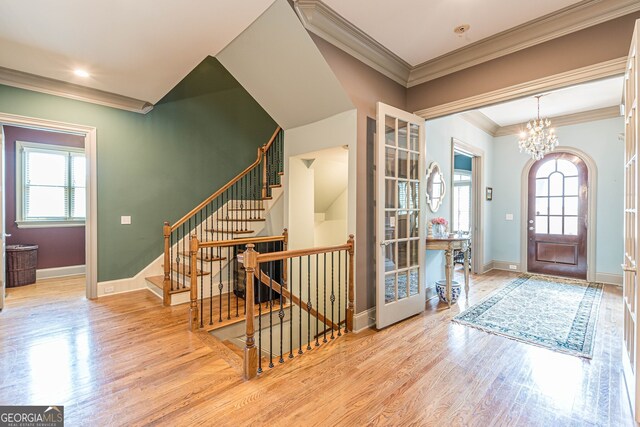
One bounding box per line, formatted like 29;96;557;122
104;285;115;294
121;215;131;225
505;213;514;220
509;264;517;270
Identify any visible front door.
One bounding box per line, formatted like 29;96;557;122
527;152;588;279
375;102;426;329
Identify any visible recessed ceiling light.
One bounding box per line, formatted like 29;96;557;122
454;24;470;35
74;69;90;78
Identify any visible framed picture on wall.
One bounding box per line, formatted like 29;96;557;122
486;187;493;201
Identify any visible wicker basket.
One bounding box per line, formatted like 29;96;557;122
6;244;38;288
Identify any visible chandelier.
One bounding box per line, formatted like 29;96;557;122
518;95;558;160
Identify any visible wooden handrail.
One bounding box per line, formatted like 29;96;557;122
170;126;281;231
262;126;281;152
198;234;285;249
255;243;352;263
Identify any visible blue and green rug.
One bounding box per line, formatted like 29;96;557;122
453;274;603;358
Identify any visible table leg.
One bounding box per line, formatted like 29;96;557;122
463;246;470;296
445;249;453;308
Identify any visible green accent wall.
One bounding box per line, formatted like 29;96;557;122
0;56;277;282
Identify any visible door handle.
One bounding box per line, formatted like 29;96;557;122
4;234;10;238
380;241;391;247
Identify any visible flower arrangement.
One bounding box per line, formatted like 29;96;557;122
430;217;448;226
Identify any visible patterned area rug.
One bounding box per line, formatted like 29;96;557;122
453;275;603;358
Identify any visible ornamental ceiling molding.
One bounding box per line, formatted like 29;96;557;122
462;106;621;137
0;66;153;114
294;0;640;88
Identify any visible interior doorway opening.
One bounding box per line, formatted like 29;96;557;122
0;113;97;310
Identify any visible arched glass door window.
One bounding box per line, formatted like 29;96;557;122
534;158;580;235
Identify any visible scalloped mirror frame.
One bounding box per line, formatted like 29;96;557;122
426;161;446;212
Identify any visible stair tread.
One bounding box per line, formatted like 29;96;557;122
178;251;226;262
145;275;191;294
227;207;265;211
163;264;211;276
278;171;284;176
206;229;254;235
269;184;282;188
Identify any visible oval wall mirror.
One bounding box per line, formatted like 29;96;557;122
426;162;446;212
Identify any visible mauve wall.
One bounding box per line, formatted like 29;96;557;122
3;125;85;269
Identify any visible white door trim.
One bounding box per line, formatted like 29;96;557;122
0;112;98;299
519;147;597;281
450;138;485;275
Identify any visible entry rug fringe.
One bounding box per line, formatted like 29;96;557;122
452;274;603;359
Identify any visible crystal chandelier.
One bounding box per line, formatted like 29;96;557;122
518;95;558;160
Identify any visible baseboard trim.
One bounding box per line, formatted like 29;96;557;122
492;260;523;273
595;272;623;286
97;254;163;297
354;308;376;332
481;261;495;274
36;265;85;280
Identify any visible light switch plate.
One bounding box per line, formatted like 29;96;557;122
505;213;514;221
121;215;131;225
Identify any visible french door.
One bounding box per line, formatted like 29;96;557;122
527;152;588;280
375;102;426;329
623;19;640;423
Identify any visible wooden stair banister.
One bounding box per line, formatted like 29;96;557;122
243;243;258;380
161;126;283;305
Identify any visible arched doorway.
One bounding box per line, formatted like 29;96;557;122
527;152;588;279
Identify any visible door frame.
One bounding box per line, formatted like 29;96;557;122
0;112;98;299
519;147;597;281
450;137;484;274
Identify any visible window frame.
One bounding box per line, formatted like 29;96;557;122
15;140;86;229
452;169;472;234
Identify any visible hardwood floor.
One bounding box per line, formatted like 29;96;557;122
0;271;632;426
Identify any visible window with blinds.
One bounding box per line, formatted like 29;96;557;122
16;141;85;227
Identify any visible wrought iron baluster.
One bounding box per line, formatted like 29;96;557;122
331;251;335;340
199;247;204;328
170;232;174;291
278;259;285;363
315;253;319;347
306;256;311;351
269;262;274;369
258;272;262;374
289;257;294;359
338;250;342;336
227;246;231;320
235;245;239;318
323;252;327;343
209;245;213;326
344;249;349;333
298;256;303;355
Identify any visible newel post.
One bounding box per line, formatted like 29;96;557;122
243;244;258;380
346;234;355;333
189;234;199;331
163;222;171;306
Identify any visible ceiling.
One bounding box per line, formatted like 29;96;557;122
477;76;623;127
0;0;274;104
322;0;582;66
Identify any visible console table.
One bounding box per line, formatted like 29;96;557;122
426;236;470;308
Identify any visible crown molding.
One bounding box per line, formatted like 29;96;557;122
415;57;626;119
460;111;500;136
294;0;410;85
408;0;640;87
0;66;154;114
293;0;640;88
494;105;621;137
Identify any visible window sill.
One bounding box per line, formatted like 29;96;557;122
16;221;85;229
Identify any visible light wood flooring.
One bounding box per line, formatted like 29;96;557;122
0;270;632;426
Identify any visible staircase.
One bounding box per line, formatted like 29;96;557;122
145;127;284;306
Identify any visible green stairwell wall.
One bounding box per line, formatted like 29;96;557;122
0;56;277;282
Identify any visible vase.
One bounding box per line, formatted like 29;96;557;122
433;224;446;238
436;280;461;304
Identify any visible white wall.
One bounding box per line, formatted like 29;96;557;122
284;109;357;249
492;116;624;278
425;114;494;294
315;188;348;247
